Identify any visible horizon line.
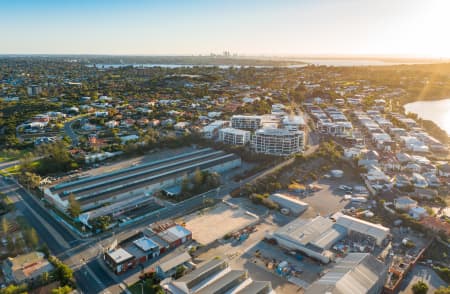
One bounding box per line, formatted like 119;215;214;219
0;53;448;61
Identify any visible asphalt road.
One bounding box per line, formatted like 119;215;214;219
64;118;80;146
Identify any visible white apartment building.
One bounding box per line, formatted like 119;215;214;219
231;115;262;130
202;120;229;139
218;128;251;145
252;128;304;156
282;115;306;132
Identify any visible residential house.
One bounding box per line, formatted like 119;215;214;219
394;196;417;211
2;252;54;284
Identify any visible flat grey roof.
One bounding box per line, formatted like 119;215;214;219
59;149;224;198
236;281;272;294
176;258;227;289
196;270;247;294
52;148;213;193
334;213;390;242
77;153;239;206
276;216;337;248
305;253;387;294
158;252;192;273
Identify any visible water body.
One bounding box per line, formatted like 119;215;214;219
86;63;307;69
404;99;450;135
299;59;421;66
86;59;425;69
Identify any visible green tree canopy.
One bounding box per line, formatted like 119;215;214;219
67;194;81;218
412;281;429;294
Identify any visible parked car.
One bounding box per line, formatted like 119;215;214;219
338;185;353;192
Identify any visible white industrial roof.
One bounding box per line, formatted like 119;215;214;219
158;225;191;243
107;248;134;264
133;237;159;252
334;213;389;242
275;216;343;250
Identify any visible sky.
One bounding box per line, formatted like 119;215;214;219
1;0;449;58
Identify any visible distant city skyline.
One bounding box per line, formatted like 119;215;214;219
1;0;449;58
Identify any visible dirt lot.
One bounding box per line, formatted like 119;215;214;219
183;202;259;245
194;216;303;294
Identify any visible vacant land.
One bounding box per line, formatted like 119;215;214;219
183;203;259;245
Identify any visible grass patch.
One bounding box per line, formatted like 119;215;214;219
0;149;27;163
0;164;21;176
433;266;450;284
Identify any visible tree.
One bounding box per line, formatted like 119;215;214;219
6;235;14;253
15;238;26;253
435;286;450;294
24;228;39;249
193;168;203;187
412;281;429;294
41;271;49;284
36;141;77;175
174;265;186;279
1;217;9;234
21;172;42;189
19;152;35;173
67;194;81;218
51;286;73;294
50;257;74;286
0;283;28;294
92;215;111;231
181;175;190;193
205;172;221;189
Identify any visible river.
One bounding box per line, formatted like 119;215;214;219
86;59;426;69
404;99;450;135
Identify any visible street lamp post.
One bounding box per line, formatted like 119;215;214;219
139;282;144;294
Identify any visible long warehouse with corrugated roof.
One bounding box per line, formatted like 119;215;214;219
44;148;241;212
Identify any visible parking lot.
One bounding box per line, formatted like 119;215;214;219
299;176;365;217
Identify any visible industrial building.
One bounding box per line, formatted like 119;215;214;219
269;214;390;263
270;216;346;263
218;128;251;146
44;148;241;214
252;128;304;156
333;212;390;246
104;223;192;274
305;253;388;294
162;258;274;294
268;193;309;215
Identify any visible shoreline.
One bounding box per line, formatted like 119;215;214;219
399;98;450;142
